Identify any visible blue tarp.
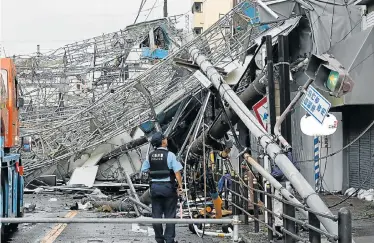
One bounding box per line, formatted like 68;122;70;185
241;2;269;32
141;47;169;59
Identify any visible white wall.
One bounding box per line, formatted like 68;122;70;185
319;112;343;192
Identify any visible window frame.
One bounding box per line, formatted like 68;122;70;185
193;27;203;35
193;2;203;13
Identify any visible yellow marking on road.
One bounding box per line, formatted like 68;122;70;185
40;210;78;243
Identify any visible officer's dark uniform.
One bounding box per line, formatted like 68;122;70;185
141;132;182;243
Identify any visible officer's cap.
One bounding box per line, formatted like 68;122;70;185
151;132;166;147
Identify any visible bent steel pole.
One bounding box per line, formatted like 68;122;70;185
188;46;338;235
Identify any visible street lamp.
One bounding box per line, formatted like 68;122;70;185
305;53;354;98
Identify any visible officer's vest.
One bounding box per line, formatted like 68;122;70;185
149;149;175;181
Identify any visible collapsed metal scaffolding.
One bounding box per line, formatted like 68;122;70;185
15;18;183;134
21;2;278;183
9;0;357;239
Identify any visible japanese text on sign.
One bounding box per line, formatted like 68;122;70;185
301;86;331;124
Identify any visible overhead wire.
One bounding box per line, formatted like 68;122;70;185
134;0;147;24
297;120;374;163
328;161;374;208
349;51;374;73
145;0;159;21
329;0;336;48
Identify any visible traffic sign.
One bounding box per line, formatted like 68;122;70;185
252;96;268;131
301;85;331;124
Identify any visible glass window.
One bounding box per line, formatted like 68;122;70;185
194;27;203;35
193;2;203;13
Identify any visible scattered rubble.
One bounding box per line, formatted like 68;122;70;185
24;203;36;213
344;188;374;202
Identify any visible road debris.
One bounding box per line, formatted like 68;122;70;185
24;203;36;213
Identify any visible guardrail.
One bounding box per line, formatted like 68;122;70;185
215;170;352;243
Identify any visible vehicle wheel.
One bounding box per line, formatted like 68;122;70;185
188;214;205;234
9;223;19;232
222;223;233;233
188;223;196;234
1;225;8;241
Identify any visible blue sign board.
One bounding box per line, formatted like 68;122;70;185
301;86;331;124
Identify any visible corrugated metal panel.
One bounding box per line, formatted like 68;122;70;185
348;108;374;189
367;11;374;28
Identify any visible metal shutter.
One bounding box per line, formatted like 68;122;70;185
348;112;374;189
367;11;374;29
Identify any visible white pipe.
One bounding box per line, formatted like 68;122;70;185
188;46;338;235
195;226;232;237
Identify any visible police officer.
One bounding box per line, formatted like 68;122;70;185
141;132;183;243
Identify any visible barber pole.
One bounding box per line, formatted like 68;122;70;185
314;136;320;192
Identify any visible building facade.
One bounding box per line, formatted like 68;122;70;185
191;0;238;35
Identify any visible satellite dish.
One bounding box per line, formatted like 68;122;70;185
300;113;338;136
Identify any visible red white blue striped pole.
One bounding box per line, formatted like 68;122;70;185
314;136;320;192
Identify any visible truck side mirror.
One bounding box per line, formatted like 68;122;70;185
17;97;25;108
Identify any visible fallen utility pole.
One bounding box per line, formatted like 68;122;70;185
90;200;137;212
188;46;338;235
128;196;152;213
190;72;266;155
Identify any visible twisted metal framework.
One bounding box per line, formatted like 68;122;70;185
20;1;282;181
15;18;183;133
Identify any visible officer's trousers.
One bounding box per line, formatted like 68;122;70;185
150;182;178;243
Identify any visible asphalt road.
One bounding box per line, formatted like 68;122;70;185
5;194;233;243
4;193;374;243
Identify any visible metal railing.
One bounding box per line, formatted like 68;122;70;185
216;169;352;243
0;216;241;241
